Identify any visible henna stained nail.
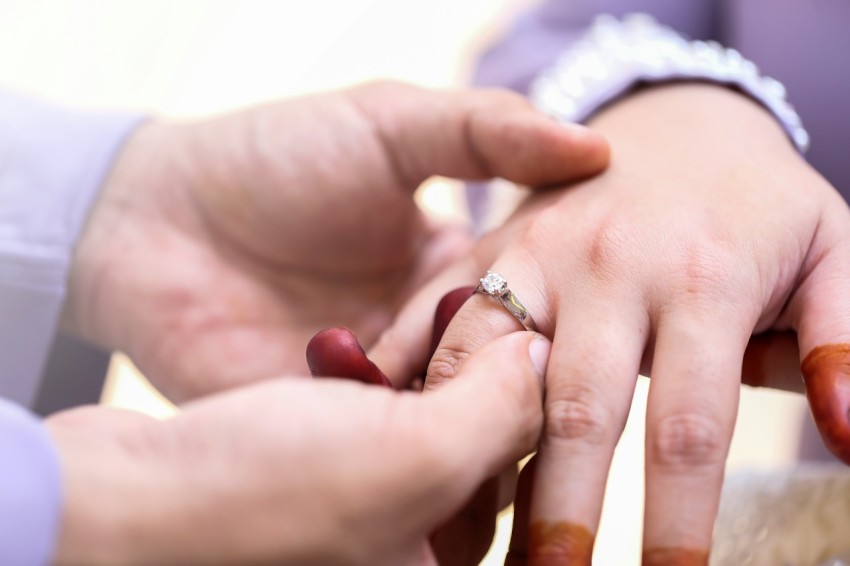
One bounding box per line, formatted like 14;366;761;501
801;343;850;463
528;521;594;566
305;287;475;389
429;286;475;359
641;547;708;566
306;327;392;387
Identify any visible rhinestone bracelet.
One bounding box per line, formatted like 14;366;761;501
530;13;810;153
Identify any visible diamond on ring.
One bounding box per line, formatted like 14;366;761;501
474;271;539;332
480;271;508;295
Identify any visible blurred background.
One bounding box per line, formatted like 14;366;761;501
0;1;808;563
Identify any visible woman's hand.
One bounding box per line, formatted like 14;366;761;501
371;83;850;562
46;332;548;565
62;81;607;401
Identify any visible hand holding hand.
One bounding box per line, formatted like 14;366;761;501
46;332;549;565
372;83;850;562
63;81;607;401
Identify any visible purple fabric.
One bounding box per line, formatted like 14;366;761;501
0;399;61;566
0;92;141;406
0;92;142;563
473;0;850;204
474;0;718;95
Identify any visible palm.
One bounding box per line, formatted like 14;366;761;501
107;91;465;400
69;81;608;402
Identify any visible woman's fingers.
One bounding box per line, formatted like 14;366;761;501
791;227;850;463
741;331;802;392
430;465;517;565
367;257;480;387
422;332;549;491
306;327;392;386
430;477;501;566
642;310;747;564
505;456;537;566
526;299;647;563
424;258;551;392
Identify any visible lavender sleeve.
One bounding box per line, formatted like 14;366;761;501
0;91;142;563
473;0;719;94
467;0;718;223
0;91;141;406
0;400;62;565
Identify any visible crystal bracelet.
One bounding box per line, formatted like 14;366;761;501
530;13;810;153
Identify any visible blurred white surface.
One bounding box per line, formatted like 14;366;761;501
0;1;807;563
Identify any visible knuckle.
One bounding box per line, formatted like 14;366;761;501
521;204;566;250
544;387;612;447
649;411;726;471
425;347;471;389
658;227;751;313
675;244;736;299
582;213;634;274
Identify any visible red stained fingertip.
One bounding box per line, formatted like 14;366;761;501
306;327;392;387
801;343;850;464
429;286;475;359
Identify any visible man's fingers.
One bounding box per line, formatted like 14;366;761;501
430;477;500;566
791;229;850;463
425;258;551;392
368;257;480;387
642;311;745;563
346;81;609;188
424;332;549;485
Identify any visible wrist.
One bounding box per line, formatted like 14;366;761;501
531;14;809;154
61;120;197;350
47;409;186;565
587;83;803;169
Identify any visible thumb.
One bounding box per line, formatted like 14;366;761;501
424;332;549;486
368;258;479;387
347;81;609;188
793;221;850;464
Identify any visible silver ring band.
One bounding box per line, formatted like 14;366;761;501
474;271;539;333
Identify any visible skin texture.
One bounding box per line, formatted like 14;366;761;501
308;287;505;565
641;548;709;566
527;522;594;566
64;80;609;402
370;83;850;561
307;287;476;388
47;332;549;565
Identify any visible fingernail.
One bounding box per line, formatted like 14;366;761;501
528;335;551;379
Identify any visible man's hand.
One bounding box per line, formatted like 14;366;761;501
62;81;608;401
46;332;548;565
371;83;850;562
